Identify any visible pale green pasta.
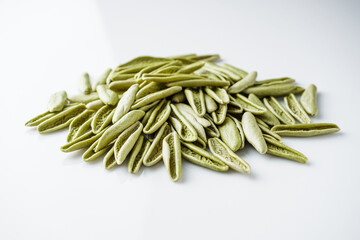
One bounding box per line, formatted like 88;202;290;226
26;54;340;182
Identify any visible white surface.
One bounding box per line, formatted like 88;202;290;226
1;0;359;239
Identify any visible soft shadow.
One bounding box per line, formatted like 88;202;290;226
264;154;311;167
224;168;258;180
24;127;38;134
62;149;86;165
235;144;252;158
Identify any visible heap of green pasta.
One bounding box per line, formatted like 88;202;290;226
25;54;340;182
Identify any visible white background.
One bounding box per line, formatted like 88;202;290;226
1;0;359;239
